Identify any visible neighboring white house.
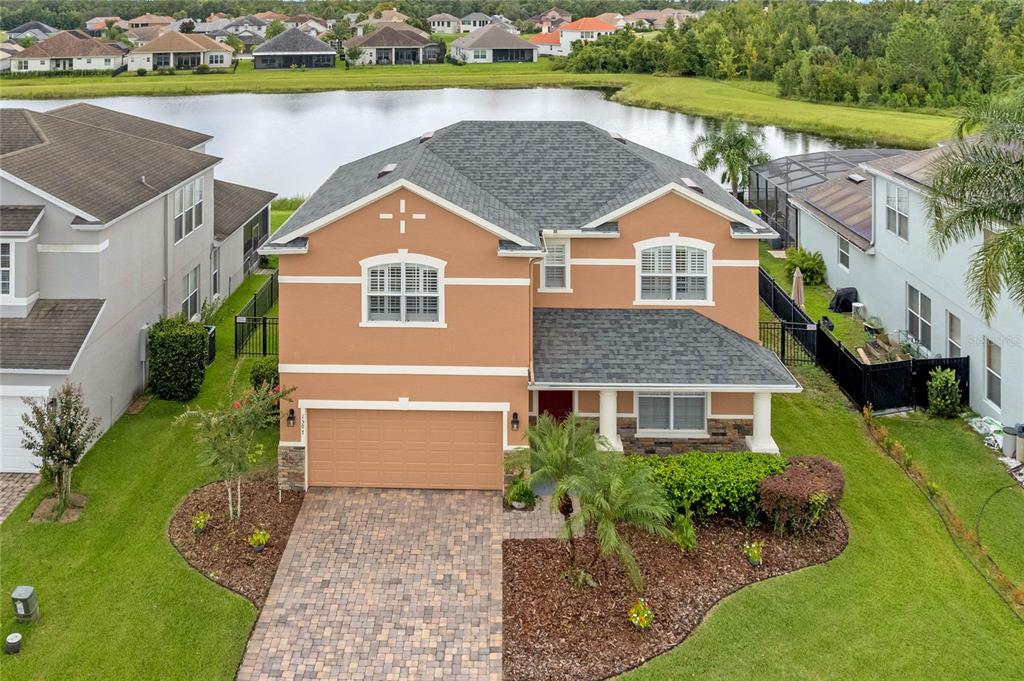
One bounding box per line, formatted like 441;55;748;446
427;13;460;33
224;15;269;36
10;31;125;73
127;31;234;71
460;12;490;32
489;15;519;34
783;145;1023;425
450;24;537;63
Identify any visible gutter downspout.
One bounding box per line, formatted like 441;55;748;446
527;256;542;385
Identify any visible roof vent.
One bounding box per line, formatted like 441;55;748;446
377;163;397;178
681;177;703;194
847;173;866;184
419;131;434;143
610;131;626;144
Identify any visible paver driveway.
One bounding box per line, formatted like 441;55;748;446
238;488;505;680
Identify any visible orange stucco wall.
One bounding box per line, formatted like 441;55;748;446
566;390;753;417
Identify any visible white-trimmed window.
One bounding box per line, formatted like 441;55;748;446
540;240;570;291
837;235;850;270
361;253;446;327
174;177;204;242
209;53;224;65
985;338;1001;408
0;242;12;296
946;312;961;358
211;247;220;296
15;60;27;71
635;237;711;304
182;265;200;319
886;182;909;240
638;392;707;435
473;49;487;60
907;284;931;350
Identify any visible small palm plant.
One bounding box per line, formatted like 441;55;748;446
565;454;675;592
690;116;771;199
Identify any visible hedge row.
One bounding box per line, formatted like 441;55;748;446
148;316;208;402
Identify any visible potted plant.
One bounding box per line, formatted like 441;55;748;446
247;528;270;553
742;540;764;567
505;476;536;510
191;511;211;534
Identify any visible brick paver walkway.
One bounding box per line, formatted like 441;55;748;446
239;488;507;680
0;473;38;522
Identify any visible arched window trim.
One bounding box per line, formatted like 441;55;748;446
633;235;714;306
359;251;447;328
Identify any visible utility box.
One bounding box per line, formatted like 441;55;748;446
11;586;39;623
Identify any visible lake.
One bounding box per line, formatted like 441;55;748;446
2;88;845;197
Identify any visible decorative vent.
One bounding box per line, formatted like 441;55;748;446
377;163;397;178
847;173;866;184
681;177;703;194
610;131;626;144
419;131;434;143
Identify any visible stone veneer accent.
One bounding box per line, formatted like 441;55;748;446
278;445;305;491
618;417;752;454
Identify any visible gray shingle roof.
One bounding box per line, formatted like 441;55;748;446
0;299;104;371
213;179;275;240
532;308;798;388
451;24;534;49
344;25;432;48
0;206;44;233
254;27;335;54
272;121;769;249
47;102;212;148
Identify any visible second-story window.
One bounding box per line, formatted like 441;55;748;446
541;241;569;291
367;262;440;323
638;244;709;303
886;182;909;240
0;242;12;296
906;284;931;350
174;177;204;242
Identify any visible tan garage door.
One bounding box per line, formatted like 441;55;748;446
307;409;504;489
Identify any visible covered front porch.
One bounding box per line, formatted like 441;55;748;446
531;308;802;454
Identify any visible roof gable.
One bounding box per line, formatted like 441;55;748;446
17;31;123;59
255;28;334;54
131;31;229;53
452;24;535;49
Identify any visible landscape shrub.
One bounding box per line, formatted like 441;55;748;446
926;367;962;418
148;316;208;401
630;452;788;521
156;67;176;76
136;68;148;76
194;64;211;74
249;356;279;390
758;456;845;535
783;247;827;285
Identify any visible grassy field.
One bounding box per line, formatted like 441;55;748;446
0;275;277;681
623;366;1024;680
882;412;1024;585
0;60;955;148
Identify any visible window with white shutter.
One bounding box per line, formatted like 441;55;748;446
541;241;570;291
367;262;440;323
638;244;709;302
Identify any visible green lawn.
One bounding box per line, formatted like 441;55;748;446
882;412;1024;585
0;61;954;148
760;244;869;350
623;366;1024;680
0;275;277;681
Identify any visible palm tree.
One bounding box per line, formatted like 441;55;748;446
265;20;286;40
527;413;604;571
224;34;244;55
564;455;675;592
690;116;770;200
925;77;1024;321
101;19;131;45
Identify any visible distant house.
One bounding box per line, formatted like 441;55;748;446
489;15;519;34
531;17;618;57
127;14;174;29
225;15;269;37
191;18;231;35
427;13;460;33
625;9;696;29
528;30;562;57
287;13;335;30
206;12;230;21
0;43;23;72
356;21;430;40
11;31;124;73
84;16;129;36
253;28;336;69
125;26;165;47
128;31;233;71
343;25;441;65
254;11;289;23
450;24;537;63
527;7;571;33
7;21;60;42
460;13;491;33
595;12;627;29
294;19;329;39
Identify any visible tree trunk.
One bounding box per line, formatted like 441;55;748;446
558;493;575;568
225;480;233;520
236;477;242;519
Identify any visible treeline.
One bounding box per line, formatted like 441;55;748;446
566;0;1024;110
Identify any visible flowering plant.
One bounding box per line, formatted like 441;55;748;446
191;511;211;532
742;540;764;564
628;598;654;630
247;528;270;549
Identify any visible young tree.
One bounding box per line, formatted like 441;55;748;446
224;34;244;54
265;20;286;40
178;382;294;520
690;116;770;199
345;46;364;65
20;382;100;508
926;77;1024;320
101;19;131;44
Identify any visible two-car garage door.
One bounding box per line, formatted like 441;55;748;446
307;409;504;490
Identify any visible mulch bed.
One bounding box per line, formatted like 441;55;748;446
503;511;848;681
168;470;304;607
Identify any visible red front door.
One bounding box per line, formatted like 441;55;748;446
538;390;573;422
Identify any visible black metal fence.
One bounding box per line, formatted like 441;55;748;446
758;267;970;412
238;270;278;319
235;316;278;357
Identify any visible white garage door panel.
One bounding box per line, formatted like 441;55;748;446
1;396;39;473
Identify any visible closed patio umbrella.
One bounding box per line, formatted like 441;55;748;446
792;267;806;310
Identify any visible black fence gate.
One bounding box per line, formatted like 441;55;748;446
759;320;816;365
234;316;278;357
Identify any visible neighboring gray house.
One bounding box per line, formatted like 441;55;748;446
779;145;1023;425
253;28;336;69
343;26;441;65
0;104;275;472
7;21;60;42
224;15;269;36
450;24;537;63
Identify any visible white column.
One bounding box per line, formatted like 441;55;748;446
599;390;623;451
746;392;780;454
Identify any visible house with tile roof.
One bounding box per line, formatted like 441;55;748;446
450;25;537;63
0;104;275;473
528;29;562;56
0;42;23;72
260;120;794;492
84;16;129;36
254;28;336;69
10;31;125;73
762;145;1023;423
528;17;618;57
127;14;174;29
127;31;234;71
527;7;572;32
343;25;441;65
625;8;696;29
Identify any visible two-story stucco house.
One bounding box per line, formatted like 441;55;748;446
0;104;275;472
261;121;799;492
785;145;1022;425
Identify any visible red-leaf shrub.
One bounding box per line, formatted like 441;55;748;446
758;456;845;535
